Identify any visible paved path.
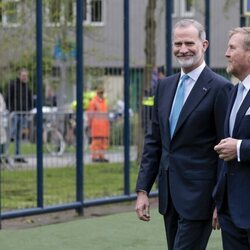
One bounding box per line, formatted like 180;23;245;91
2;148;138;169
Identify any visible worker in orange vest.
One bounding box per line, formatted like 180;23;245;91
87;85;110;162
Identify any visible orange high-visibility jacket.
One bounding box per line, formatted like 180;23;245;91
87;95;110;137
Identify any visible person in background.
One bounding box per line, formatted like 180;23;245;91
5;68;34;163
135;19;232;249
213;26;250;250
0;92;7;163
45;87;57;107
87;85;110;163
158;67;165;80
151;65;159;95
151;66;165;96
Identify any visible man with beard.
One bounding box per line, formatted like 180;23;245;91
214;27;250;249
135;19;232;249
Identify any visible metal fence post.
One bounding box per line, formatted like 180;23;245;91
205;0;210;66
36;0;44;208
240;0;246;26
166;0;173;76
124;0;130;195
76;0;84;215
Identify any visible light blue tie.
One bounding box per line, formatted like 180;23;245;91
170;74;189;138
229;83;245;136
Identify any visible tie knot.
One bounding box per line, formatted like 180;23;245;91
181;74;189;81
238;83;245;93
180;74;189;85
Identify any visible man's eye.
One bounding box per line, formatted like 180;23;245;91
185;42;194;46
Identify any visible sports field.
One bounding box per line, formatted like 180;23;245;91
0;209;222;250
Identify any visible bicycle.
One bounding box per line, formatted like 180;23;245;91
31;107;89;156
63;112;89;151
43;118;65;156
43;109;89;156
30;107;65;156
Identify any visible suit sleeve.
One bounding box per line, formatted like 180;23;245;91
213;80;232;179
240;139;250;163
213;82;232;142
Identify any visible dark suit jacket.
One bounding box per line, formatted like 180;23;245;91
136;66;232;220
213;83;250;229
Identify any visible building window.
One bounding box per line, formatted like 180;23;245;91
48;0;61;24
45;0;75;27
180;0;194;17
84;0;103;25
65;1;74;24
91;0;102;22
45;0;103;27
0;0;21;27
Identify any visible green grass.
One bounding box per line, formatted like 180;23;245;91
0;209;222;250
1;162;156;211
6;142;37;155
6;141;125;155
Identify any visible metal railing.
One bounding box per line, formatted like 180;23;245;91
0;108;148;223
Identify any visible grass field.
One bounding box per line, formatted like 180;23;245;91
2;162;154;211
0;209;222;250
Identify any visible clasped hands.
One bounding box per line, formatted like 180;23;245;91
214;137;238;161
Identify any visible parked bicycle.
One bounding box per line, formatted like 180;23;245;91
30;107;65;156
43;114;65;156
63;112;89;152
31;107;89;156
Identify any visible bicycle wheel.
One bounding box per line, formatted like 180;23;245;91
44;128;65;156
0;156;13;170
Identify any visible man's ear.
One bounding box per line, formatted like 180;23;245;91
202;40;209;52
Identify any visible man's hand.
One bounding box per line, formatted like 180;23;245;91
214;137;237;161
212;207;220;230
135;191;150;221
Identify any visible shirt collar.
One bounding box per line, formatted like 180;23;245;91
180;61;206;81
241;75;250;92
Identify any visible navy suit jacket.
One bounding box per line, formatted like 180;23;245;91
136;66;232;220
213;83;250;229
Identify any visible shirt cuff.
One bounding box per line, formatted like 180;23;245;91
237;140;242;162
137;189;148;195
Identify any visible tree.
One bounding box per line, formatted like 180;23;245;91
137;0;157;162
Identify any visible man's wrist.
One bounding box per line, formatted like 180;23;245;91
137;189;148;195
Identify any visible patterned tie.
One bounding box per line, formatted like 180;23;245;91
170;74;189;138
229;83;245;136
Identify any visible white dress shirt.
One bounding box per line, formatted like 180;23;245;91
236;75;250;161
170;61;206;118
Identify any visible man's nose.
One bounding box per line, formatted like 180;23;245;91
225;48;230;57
179;44;188;53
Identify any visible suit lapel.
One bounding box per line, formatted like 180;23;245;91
172;67;211;138
233;89;250;136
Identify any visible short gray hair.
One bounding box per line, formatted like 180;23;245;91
173;19;206;41
229;27;250;51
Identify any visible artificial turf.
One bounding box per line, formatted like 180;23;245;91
0;209;222;250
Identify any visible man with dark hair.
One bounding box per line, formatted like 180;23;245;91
135;19;232;249
5;68;34;163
